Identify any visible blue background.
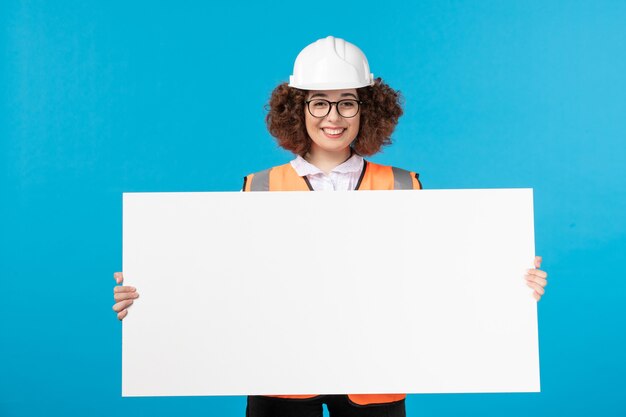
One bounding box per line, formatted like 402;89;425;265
1;1;625;416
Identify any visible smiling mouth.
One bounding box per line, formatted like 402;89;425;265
322;128;346;138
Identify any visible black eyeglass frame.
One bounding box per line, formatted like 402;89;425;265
305;99;363;119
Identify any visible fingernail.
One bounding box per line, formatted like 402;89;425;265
130;286;136;291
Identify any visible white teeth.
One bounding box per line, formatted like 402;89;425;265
323;128;345;135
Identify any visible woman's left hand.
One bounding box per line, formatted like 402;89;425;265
526;256;548;301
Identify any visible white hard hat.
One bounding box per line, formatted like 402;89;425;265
289;36;375;90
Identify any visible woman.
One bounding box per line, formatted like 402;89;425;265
113;36;549;417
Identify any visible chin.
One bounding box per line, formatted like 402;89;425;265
312;136;355;152
319;142;352;153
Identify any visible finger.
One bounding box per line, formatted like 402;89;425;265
118;309;128;321
526;281;545;295
114;292;139;302
532;291;541;301
114;285;136;294
534;256;542;268
112;299;133;313
526;276;547;287
527;269;548;279
114;272;124;284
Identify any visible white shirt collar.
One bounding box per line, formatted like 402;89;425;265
290;153;364;176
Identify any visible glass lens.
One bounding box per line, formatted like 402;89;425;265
337;100;359;118
309;99;331;117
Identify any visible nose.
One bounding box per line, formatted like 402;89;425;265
325;103;342;122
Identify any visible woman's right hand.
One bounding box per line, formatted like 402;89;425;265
112;272;139;320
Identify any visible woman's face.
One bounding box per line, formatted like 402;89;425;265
304;89;360;155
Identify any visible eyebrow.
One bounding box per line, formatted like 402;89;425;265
309;92;358;100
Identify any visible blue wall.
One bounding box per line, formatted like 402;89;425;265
1;1;625;416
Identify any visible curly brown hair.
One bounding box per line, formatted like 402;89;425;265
265;78;403;157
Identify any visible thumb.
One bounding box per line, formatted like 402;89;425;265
534;256;542;269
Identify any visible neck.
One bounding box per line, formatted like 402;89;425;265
304;146;352;175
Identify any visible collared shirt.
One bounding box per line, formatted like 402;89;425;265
290;153;364;191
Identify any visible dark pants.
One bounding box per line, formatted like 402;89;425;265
246;395;406;417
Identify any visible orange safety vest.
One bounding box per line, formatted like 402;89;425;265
243;159;421;192
242;158;421;406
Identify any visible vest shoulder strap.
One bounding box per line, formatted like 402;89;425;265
391;166;421;190
360;161;422;190
243;163;311;192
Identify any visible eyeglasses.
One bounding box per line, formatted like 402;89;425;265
305;99;362;118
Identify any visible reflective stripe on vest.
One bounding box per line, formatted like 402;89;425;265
392;166;414;190
249;168;271;191
245;160;421;192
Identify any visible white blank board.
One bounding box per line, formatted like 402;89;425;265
122;189;539;397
